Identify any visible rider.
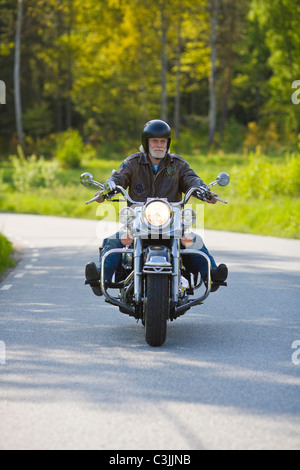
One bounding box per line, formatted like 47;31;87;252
85;119;228;296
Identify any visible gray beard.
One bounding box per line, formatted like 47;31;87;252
149;149;166;159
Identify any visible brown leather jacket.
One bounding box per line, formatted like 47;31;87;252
105;152;207;203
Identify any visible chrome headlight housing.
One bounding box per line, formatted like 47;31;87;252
182;208;196;227
144;200;171;228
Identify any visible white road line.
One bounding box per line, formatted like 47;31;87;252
0;285;12;291
14;273;24;278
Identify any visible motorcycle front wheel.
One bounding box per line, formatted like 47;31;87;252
145;274;169;347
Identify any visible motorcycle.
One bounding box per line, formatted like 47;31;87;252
80;171;230;347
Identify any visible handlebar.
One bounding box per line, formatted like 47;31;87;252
85;185;143;206
85;184;227;206
81;170;229;206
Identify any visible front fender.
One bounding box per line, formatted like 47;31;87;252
143;245;172;274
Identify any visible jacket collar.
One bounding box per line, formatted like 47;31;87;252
139;152;172;166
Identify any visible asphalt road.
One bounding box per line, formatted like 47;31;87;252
0;213;299;450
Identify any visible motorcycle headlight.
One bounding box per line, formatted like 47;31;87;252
144;200;171;227
119;206;135;225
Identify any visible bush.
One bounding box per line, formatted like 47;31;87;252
55;128;84;168
236;148;300;199
10;145;60;192
0;233;14;275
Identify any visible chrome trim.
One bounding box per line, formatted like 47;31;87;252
101;248;135;314
174;249;212;315
171;239;180;303
143;265;172;274
119;206;135;224
182;208;196;227
133;238;143;303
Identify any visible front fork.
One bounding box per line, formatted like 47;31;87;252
134;237;143;303
171;238;181;303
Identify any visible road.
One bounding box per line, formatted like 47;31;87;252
0;213;299;450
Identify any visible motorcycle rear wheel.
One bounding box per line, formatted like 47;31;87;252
145;274;169;347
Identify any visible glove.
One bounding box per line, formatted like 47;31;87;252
103;180;116;195
194;188;206;200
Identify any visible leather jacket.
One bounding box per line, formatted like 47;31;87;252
104;151;207;203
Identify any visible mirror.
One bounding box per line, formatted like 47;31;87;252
80;172;93;187
216;172;230;187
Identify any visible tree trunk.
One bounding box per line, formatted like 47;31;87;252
174;17;182;140
66;0;73;129
140;60;147;124
0;80;6;105
160;9;168;122
56;2;63;132
219;0;236;138
14;0;24;147
208;0;220;145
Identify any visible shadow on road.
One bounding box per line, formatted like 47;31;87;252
1;246;299;423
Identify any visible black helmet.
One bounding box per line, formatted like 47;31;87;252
141;119;171;153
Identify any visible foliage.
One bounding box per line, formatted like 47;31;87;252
236;148;300;199
0;0;299;155
0;233;15;276
55;128;85;169
23;102;54;137
0;149;299;239
9;145;60;191
248;0;300;136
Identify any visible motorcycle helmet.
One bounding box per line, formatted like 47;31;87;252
141;119;171;154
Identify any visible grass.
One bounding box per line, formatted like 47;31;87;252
0;149;299;239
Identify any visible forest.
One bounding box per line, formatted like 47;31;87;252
0;0;299;155
0;0;299;256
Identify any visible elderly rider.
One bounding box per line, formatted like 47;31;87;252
85;119;228;296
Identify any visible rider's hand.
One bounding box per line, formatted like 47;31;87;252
204;192;218;204
95;191;105;203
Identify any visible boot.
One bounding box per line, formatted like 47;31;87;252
211;264;228;292
85;262;103;296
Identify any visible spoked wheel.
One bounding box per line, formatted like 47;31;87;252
144;274;170;347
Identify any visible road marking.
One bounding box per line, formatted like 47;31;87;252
25;265;33;269
0;284;12;291
14;273;24;278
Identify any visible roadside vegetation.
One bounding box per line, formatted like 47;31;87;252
1;1;299;249
0;233;15;277
0;131;299;240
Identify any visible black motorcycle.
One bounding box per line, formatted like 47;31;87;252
81;171;229;347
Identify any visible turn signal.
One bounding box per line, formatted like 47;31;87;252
181;233;194;248
120;232;133;246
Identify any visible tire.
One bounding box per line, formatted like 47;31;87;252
145;274;169;347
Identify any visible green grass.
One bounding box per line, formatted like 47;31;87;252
0;150;299;239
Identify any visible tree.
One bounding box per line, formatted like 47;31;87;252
14;0;24;147
1;0;299;153
208;0;220;145
218;0;250;137
249;0;300;136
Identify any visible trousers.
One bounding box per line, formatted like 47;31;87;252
99;231;217;283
